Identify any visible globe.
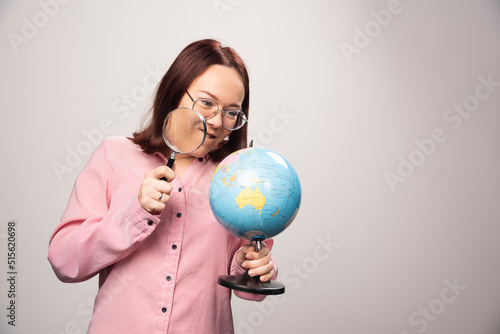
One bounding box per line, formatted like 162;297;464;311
209;147;301;242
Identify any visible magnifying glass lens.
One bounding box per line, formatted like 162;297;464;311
162;107;207;168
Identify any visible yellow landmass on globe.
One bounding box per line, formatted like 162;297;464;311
236;187;266;210
220;173;236;187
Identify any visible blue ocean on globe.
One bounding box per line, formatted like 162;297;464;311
209;147;301;241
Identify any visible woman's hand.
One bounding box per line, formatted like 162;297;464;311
236;243;275;282
138;166;175;214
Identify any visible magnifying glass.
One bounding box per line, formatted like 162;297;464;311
162;107;207;169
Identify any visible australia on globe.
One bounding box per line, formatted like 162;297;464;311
209;147;301;241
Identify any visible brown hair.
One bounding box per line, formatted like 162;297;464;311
130;39;249;162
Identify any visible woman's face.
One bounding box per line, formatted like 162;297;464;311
177;64;245;158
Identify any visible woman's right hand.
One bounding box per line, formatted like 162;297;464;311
138;166;175;214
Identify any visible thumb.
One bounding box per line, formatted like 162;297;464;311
237;244;254;265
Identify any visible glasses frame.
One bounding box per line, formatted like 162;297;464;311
186;90;247;131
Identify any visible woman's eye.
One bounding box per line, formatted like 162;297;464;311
201;99;215;108
225;110;239;118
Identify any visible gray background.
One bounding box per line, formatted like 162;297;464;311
1;0;500;333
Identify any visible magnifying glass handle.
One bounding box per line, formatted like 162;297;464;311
167;151;176;168
167;157;175;169
161;152;176;181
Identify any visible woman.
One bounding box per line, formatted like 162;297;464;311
48;39;277;333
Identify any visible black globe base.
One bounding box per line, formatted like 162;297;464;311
218;272;285;295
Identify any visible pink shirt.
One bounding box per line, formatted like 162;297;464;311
48;137;276;334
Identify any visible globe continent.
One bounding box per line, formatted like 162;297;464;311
209;147;301;241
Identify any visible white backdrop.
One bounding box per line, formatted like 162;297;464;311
1;1;500;333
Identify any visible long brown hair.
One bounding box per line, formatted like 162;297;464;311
130;39;249;162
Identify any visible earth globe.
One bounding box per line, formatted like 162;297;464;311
209;146;301;295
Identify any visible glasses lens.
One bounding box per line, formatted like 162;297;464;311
223;110;246;130
193;99;218;118
193;99;247;130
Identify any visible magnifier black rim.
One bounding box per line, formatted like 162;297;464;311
162;107;207;154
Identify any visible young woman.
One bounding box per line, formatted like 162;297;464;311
48;39;277;333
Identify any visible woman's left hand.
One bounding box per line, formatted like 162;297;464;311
236;243;275;282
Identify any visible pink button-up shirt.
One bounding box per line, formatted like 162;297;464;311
48;137;275;334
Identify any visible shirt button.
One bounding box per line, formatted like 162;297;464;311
162;307;167;313
178;187;182;192
176;212;182;218
147;220;153;226
166;276;171;281
172;244;177;250
198;157;203;162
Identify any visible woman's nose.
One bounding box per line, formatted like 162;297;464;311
206;111;224;128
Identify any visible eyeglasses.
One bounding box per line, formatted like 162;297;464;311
186;91;247;130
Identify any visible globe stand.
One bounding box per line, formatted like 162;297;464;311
217;238;285;295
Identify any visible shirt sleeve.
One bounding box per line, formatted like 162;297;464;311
47;140;160;283
230;239;279;301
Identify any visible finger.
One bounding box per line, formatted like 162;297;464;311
154;180;172;199
245;247;269;260
247;262;275;279
142;198;166;215
153;166;176;182
236;244;254;267
242;244;255;254
243;252;272;269
259;268;275;282
239;245;254;259
139;186;168;212
156;190;170;204
142;183;169;202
